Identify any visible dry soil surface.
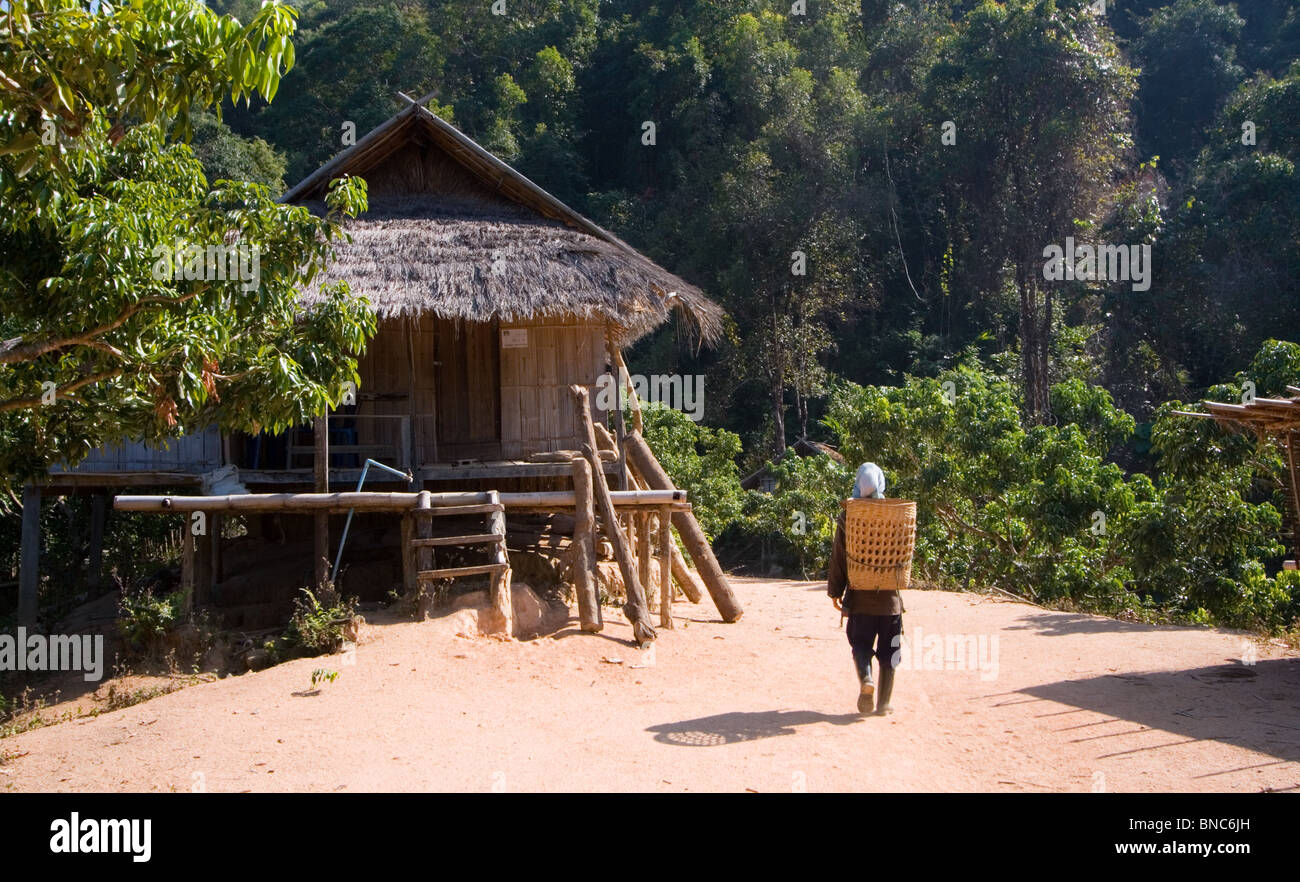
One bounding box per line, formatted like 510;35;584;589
2;578;1298;792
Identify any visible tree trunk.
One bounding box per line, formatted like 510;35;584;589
18;484;41;629
770;305;787;456
1018;266;1051;424
770;366;786;457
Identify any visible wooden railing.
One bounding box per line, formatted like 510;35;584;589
287;414;411;471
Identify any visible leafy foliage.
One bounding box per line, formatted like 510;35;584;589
821;343;1298;630
285;584;357;655
118;587;183;656
0;0;375;492
640;404;744;540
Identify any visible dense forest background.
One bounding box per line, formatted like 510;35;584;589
187;0;1300;629
200;0;1298;458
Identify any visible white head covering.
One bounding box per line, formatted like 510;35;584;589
852;462;886;499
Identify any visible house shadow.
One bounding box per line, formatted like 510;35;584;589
1018;657;1300;766
647;710;864;747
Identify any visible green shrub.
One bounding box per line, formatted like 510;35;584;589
285;585;357;655
821;344;1296;631
640;403;745;539
117;588;184;656
724;453;851;577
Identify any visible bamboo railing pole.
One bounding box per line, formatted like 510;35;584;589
571;384;655;645
658;504;674;628
570;456;603;632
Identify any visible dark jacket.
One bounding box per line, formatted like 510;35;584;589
827;510;905;616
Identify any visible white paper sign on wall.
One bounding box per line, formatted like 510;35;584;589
501;328;529;348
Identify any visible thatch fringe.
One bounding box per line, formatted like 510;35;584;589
285;104;724;346
301;197;722;345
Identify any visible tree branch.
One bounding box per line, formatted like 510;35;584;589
0;287;205;365
0;368;122;413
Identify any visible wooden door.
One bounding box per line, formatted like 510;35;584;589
434;319;501;462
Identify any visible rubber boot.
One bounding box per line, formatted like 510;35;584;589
874;667;895;716
857;660;875;714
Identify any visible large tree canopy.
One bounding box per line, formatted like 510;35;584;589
0;0;374;491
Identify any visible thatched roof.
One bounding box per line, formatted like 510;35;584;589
285;102;723;345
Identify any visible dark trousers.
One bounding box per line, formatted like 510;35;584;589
846;613;903;680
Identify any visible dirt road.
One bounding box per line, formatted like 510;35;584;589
3;578;1297;792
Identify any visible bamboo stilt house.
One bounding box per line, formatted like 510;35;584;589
23;99;741;635
54;100;723;489
278;101;722;484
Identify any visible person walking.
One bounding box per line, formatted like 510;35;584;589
827;462;903;715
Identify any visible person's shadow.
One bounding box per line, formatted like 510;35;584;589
648;710;864;747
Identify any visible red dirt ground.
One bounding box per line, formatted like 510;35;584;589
2;577;1298;792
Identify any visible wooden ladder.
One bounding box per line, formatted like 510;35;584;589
406;490;512;634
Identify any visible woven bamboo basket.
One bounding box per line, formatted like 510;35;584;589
843;498;917;591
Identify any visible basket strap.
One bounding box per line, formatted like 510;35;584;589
845;551;906;573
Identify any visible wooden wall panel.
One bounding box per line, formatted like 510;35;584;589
430;317;500;462
499;316;607;458
413;314;438;464
65;425;223;474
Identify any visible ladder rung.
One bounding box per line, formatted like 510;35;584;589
415;503;504;517
409;534;502;547
417;563;509;581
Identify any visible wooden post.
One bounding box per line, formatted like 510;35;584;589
313;414;330;589
194;511;212;611
605;333;629;491
406;316;421;479
614;348;643;436
487;490;513;638
415;490;433;618
87;492;106;593
18;484;41;629
571;384;655;645
400;512;417;600
570;456;603;632
180;524;195;618
1286;429;1300;559
209;513;223;600
624;432;743;623
658;504;673;628
637;511;652;602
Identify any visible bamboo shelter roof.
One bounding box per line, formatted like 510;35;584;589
1200;389;1300;433
284;103;723;346
1196;389;1300;560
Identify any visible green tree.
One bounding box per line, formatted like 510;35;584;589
1133;0;1245;175
0;0;375;489
190;110;287;189
926;0;1136;422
